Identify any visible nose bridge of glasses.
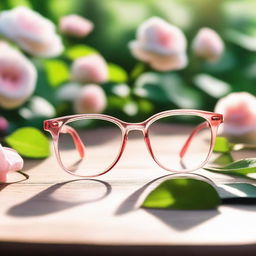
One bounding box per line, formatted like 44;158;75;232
124;123;146;134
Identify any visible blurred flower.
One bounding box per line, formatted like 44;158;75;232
192;28;224;61
71;54;108;83
129;17;187;71
112;84;130;97
19;96;56;119
0;116;9;133
215;92;256;136
60;14;94;37
57;83;81;102
0;6;63;57
0;144;23;183
0;42;37;109
74;84;107;114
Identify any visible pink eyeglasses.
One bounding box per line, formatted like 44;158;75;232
44;109;223;178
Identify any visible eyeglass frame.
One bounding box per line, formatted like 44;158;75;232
44;109;223;177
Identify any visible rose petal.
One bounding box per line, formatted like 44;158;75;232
0;144;24;183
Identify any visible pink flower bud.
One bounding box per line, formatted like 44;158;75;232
74;84;107;114
71;54;108;84
60;14;94;37
215;92;256;137
0;116;9;133
129;17;187;71
192;28;224;61
0;42;37;109
0;144;23;183
0;6;63;57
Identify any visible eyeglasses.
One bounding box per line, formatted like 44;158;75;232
44;109;223;177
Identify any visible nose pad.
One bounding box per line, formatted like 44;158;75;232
125;125;152;155
125;124;145;135
126;130;144;142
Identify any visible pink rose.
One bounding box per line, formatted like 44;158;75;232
192;28;224;61
0;144;24;183
74;84;107;114
0;116;9;133
71;54;108;84
0;6;63;57
60;14;94;37
129;17;187;71
215;92;256;136
0;42;37;109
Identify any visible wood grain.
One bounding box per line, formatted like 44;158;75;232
0;125;256;246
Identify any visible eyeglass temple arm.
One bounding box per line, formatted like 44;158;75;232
61;125;85;158
179;121;209;159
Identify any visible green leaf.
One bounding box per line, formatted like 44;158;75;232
212;153;234;165
5;127;50;158
161;73;203;109
138;99;154;114
226;30;256;51
203;50;236;73
107;96;128;110
43;60;69;87
218;183;256;199
216;158;256;171
134;72;169;103
134;72;203;108
204;158;256;179
65;45;98;60
213;137;232;153
193;74;231;98
8;0;31;7
142;178;221;210
130;62;145;80
108;63;128;83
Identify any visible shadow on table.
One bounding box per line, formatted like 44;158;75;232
7;179;111;217
115;173;219;231
22;158;47;172
0;171;29;190
0;183;9;192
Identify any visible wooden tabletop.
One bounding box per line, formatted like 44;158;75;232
0;125;256;254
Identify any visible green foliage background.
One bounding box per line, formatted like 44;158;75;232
1;0;256;129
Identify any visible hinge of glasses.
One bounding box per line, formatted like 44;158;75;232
211;116;221;121
44;120;61;131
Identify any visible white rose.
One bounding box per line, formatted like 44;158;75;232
0;6;63;57
129;17;187;71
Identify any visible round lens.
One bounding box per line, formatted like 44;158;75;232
58;118;123;177
148;115;212;172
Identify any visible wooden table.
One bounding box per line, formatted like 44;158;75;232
1;126;256;255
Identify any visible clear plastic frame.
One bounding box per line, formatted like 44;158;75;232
44;109;223;178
